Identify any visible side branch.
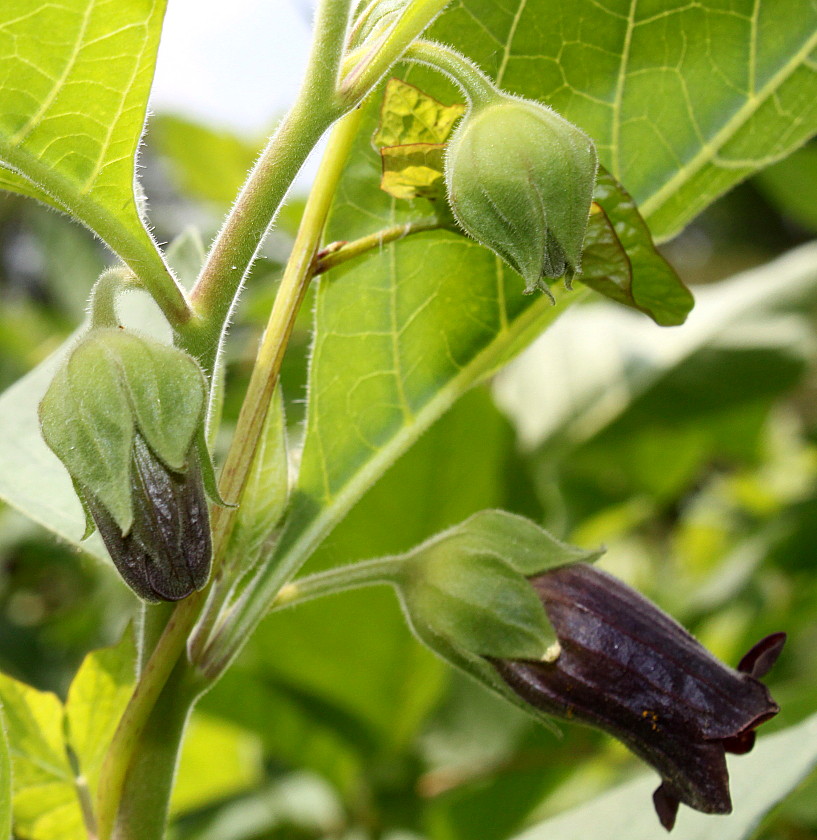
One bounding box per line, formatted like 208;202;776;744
314;218;446;275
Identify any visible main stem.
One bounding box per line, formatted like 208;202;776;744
97;7;461;837
190;105;366;670
110;661;201;840
178;0;355;368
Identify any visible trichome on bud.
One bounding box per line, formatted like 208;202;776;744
492;563;784;831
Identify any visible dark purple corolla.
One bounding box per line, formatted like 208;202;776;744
491;563;785;831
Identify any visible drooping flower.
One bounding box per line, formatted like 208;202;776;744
491;563;784;830
39;328;213;602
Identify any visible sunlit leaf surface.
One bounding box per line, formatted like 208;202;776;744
0;0;172;284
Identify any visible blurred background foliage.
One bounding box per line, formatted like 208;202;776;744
2;110;817;839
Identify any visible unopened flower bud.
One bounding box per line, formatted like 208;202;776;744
444;95;597;293
492;564;784;830
39;328;212;602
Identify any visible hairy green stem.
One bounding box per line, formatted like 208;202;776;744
179;0;356;368
87;266;138;329
271;557;402;611
189;105;366;670
314;218;445;275
403;40;498;107
96;591;205;840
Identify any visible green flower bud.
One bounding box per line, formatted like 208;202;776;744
444;95;597;294
38;328;211;602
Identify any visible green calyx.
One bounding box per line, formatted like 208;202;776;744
398;544;554;661
39;328;208;535
444;95;598;294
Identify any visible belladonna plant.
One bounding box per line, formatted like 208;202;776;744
492;564;785;831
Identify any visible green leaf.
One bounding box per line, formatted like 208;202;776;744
582;170;694;326
0;674;84;840
0;0;176;292
373;77;465;147
64;629;136;799
431;0;817;240
0;704;11;840
0;633;139;840
380;142;448;200
512;711;817;840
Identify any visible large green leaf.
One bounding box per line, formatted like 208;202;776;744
0;0;175;289
265;0;817;593
255;389;511;743
513;711;817;840
202;388;513;803
432;0;817;240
